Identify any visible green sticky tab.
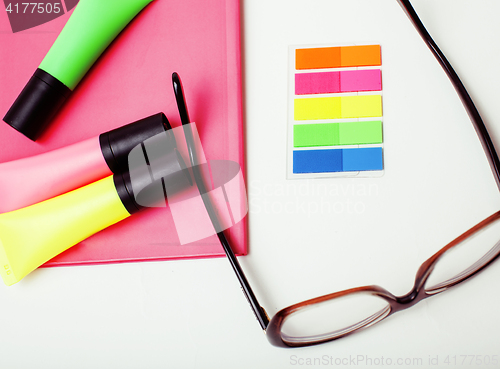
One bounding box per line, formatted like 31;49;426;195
294;123;339;147
339;121;383;145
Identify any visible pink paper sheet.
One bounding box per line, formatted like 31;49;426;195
0;0;246;266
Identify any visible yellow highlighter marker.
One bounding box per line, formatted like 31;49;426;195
0;144;191;286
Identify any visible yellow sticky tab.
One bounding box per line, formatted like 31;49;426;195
340;95;382;118
340;96;359;118
357;95;382;117
294;97;341;120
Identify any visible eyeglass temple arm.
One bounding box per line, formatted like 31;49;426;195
172;72;270;331
397;0;500;190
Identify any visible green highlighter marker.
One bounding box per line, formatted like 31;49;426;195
3;0;153;141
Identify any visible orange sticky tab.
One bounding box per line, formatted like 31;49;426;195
296;47;341;70
340;45;381;67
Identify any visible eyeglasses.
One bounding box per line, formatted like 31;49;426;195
172;0;500;348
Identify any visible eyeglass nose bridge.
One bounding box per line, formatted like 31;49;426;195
393;288;423;309
389;268;434;312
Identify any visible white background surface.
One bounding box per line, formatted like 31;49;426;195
1;1;500;368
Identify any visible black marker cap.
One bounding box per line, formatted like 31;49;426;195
99;113;172;174
113;147;192;215
3;68;71;141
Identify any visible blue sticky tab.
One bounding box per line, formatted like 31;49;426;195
342;147;383;171
293;149;343;173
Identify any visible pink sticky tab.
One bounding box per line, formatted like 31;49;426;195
295;72;340;95
340;69;382;92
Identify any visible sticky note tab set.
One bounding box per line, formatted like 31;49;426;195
287;45;384;178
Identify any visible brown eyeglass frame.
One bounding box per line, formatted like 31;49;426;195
266;210;500;347
172;0;500;349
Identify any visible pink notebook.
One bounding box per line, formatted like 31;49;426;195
0;0;247;266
